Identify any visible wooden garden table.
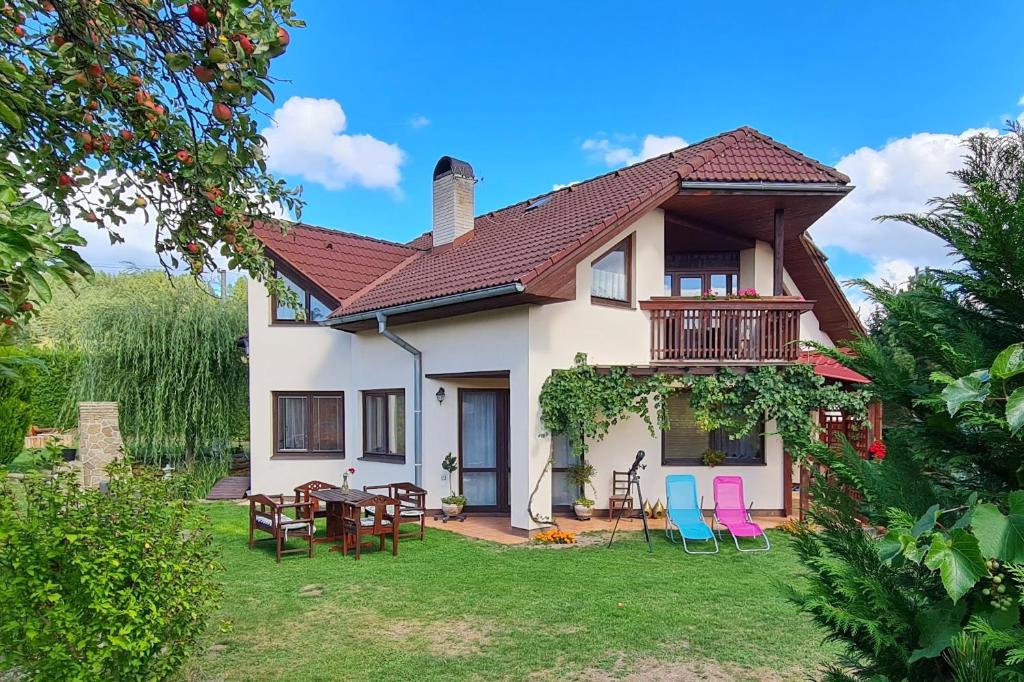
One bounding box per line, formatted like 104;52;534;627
309;488;376;544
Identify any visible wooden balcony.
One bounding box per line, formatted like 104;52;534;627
640;297;814;364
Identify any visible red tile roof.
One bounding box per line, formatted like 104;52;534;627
688;128;850;183
252;126;851;325
334;126;848;316
799;351;870;384
253;221;420;303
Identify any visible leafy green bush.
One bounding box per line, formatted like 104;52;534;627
0;372;30;466
0;452;222;680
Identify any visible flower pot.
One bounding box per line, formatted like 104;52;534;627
573;503;593;521
441;502;463;516
61;448;77;462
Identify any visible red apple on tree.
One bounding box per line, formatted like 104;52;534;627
236;34;254;55
213;205;224;217
193;65;216;83
186;3;208;26
19;302;33;312
58;173;73;186
185;242;200;254
212;102;232;123
277;27;290;47
120;129;133;141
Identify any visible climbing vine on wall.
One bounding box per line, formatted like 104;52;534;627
532;352;871;524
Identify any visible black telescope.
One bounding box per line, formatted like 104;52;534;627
628;450;645;475
608;450;652;552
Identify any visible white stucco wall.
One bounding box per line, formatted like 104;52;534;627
247;278;528;509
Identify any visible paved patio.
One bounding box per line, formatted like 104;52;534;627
424;511;792;545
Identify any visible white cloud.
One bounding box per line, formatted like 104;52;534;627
262;96;405;191
582;134;687;167
408;115;431;129
811;128;999;271
1019;94;1024;106
552;180;580;191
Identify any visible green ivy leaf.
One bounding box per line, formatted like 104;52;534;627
908;602;966;663
972;502;1024;562
1007;387;1024;435
924;529;988;603
992;343;1024;380
877;531;904;563
940;371;990;416
912;504;941;538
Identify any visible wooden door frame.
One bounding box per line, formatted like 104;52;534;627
458;388;511;513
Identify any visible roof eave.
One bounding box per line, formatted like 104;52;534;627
678;181;853;194
322;282;526;327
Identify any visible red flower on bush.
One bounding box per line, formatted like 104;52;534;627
868;440;887;460
347;467;356;475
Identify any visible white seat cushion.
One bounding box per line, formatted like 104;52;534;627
255;513;310;532
396;509;424;517
359;517;392;527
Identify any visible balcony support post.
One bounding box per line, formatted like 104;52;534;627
773;208;785;296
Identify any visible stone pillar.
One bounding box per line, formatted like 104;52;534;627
77;402;124;488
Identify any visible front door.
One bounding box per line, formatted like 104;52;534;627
459;389;510;513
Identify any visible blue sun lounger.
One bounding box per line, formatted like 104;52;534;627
665;474;718;554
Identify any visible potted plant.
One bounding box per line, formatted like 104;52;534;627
59;434;78;462
573;496;594;520
440;453;466;515
567;461;596;520
702;448;725;467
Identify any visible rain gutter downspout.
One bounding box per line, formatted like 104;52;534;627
376;312;423;487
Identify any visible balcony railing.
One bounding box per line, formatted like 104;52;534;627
640;297;814;364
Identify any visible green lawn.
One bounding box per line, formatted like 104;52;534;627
187;503;835;681
6;450;41;474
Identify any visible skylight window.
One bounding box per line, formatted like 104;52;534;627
525;196;553;211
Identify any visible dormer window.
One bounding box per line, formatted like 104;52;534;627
272;270;334;324
591;236;632;306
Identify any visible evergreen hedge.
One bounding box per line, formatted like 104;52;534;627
18;347;80;429
0;372;30;466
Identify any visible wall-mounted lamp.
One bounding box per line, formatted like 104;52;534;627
435;387;446;405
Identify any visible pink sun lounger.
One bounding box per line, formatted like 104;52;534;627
712;475;770;552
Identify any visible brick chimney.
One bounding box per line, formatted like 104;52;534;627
432;156;475;248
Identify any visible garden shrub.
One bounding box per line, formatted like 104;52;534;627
0;451;222;680
0;372;30;466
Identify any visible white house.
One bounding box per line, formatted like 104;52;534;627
246;126;865;531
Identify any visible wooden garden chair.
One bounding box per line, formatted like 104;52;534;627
338;494;399;560
608;470;635;520
248;494;315;562
364;482;427;541
294;480;339;519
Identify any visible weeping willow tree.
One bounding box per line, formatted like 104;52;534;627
74;272;248;462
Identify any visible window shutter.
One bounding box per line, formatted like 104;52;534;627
662;392;708;464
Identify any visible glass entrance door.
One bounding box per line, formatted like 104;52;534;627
459;389;510;512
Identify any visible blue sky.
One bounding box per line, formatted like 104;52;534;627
82;1;1024;308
